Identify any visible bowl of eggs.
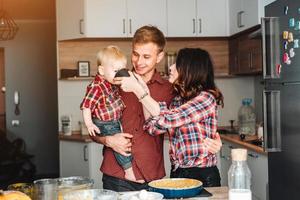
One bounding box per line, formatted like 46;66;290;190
119;189;163;200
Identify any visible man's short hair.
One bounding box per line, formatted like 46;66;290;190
132;25;166;52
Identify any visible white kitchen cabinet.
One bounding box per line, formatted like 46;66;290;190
228;0;276;35
219;140;268;200
219;140;235;186
56;0;85;40
57;0;166;40
127;0;167;37
167;0;228;37
247;150;268;200
197;0;228;36
163;138;172;178
59;140;103;189
85;0;127;38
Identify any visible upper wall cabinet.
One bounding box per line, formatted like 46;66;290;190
57;0;167;40
167;0;228;37
229;0;276;35
57;0;85;40
127;0;167;37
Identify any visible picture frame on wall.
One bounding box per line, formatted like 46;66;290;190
78;61;90;77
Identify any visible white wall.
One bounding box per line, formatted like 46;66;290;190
58;80;90;131
216;77;255;126
58;77;255;131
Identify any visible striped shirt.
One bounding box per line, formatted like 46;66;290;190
80;74;125;121
144;91;218;169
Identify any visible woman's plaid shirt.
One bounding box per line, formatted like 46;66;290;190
144;91;218;169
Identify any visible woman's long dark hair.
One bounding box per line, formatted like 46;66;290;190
173;48;224;107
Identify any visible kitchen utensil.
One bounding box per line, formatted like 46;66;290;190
165;52;176;76
57;176;94;199
114;68;130;77
119;191;163;200
7;183;33;198
61;115;72;135
33;178;58;200
148;178;203;199
62;189;118;200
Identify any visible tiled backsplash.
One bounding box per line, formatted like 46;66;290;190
58;77;255;131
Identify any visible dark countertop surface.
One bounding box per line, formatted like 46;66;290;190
218;126;266;155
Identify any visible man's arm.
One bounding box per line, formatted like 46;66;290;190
90;133;133;156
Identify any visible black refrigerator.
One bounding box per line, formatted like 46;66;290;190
262;1;300;199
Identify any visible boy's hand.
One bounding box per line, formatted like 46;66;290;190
86;123;100;136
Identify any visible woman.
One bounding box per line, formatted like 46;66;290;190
116;48;223;187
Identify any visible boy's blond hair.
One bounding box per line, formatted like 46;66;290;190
97;45;127;67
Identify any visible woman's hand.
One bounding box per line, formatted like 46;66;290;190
204;133;222;154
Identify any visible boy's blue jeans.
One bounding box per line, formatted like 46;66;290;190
93;119;132;170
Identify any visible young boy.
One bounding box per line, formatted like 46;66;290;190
80;45;137;182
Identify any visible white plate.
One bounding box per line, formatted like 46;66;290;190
119;191;163;200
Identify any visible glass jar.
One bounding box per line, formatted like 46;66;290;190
165;51;176;76
238;98;256;135
228;148;252;200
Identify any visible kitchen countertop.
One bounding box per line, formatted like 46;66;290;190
59;130;265;155
203;187;228;200
220;134;266;155
58;131;92;142
167;187;228;200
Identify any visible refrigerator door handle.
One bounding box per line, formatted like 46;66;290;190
263;90;282;152
261;17;280;80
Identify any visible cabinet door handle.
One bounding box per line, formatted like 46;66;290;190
261;17;280;79
123;19;126;34
237;12;240;28
235;55;238;70
237;11;245;28
79;19;84;34
228;145;234;149
198;18;202;34
248;52;252;69
83;145;88;161
192;19;196;34
263;90;281;152
250;52;253;69
129;19;132;34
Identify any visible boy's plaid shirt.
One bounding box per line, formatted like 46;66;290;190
80;74;124;121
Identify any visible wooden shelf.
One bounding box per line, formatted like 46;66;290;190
59;76;94;81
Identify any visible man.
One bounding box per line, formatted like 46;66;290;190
91;25;222;191
91;25;174;191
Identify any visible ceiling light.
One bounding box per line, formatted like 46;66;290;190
0;0;18;40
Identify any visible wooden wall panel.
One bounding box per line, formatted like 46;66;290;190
58;38;229;77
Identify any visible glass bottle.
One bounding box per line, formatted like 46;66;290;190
238;98;256;135
228;148;252;200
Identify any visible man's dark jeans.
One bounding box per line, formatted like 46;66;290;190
102;174;148;192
